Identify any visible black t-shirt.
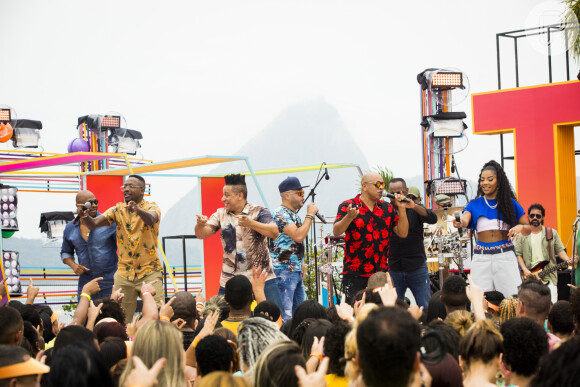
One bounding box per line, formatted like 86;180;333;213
388;205;437;272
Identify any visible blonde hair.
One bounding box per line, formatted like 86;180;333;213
459;319;503;368
119;320;187;387
499;296;519;323
445;310;474;336
344;303;378;381
198;371;251;387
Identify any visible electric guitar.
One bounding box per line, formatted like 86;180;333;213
522;260;570;285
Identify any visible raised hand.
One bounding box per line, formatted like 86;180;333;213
335;298;354;322
110;285;124;303
345;203;360;220
26;278;40;304
159;297;175;320
124;356;166;387
141;280;158;297
195;214;208;226
81;277;103;296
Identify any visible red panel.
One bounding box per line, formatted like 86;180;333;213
86;175;124;211
200;177;225;297
472;81;580;232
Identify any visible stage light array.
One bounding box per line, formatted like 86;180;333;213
431;72;463;88
3;251;21;296
0;109;10;122
0;187;18;230
101;115;121;129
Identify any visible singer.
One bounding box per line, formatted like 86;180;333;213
454;160;530;298
61;190;118;299
79;175;164;322
387;178;437;309
195;174;283;311
270;176;318;321
333;172;411;303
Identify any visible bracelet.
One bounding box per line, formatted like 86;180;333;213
196;302;204;307
80;293;91;301
129;337;134;341
142;291;152;297
305;215;315;221
159;316;170;322
309;353;323;361
192;337;201;348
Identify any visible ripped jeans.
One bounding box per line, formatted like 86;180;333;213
274;269;307;322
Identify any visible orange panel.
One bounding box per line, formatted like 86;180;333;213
200;177;225;297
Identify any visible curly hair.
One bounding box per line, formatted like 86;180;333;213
500;317;548;377
530;336;580;386
324;320;351;376
94;298;126;326
477;160;518;227
195;335;233;376
499;296;519;323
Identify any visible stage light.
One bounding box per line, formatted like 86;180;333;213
108;128;142;155
0;109;11;122
431;72;463;88
0;186;18;231
101;115;121;130
2;251;21;296
12;119;43;149
427;178;467;197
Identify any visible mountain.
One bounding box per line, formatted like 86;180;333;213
160;98;370;265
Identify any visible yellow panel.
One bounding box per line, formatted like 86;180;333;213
554;124;578;249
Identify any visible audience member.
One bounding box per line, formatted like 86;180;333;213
198;371;251;387
0;307;23;346
498;296;518;323
253;340;306;387
440;276;468;314
195;335;233;376
458;319;503;387
530;336;580;387
547;300;574;340
99;336;127;371
0;344;49;386
323;320;351;387
444;310;473;336
500;317;548;387
237;317;288;373
517;278;559;351
47;341;113;387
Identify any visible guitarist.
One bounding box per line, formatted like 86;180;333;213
515;203;572;302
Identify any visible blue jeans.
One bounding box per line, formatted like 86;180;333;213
218;278;284;313
77;273;114;301
389;262;431;309
274;269;306;322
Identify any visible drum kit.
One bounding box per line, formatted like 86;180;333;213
424;205;472;290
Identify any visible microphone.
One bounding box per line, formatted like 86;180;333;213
382;191;410;203
324;164;330;180
454;211;463;236
316;212;327;224
83;201;92;210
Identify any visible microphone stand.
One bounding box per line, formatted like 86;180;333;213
571;215;579;294
303;163;329;301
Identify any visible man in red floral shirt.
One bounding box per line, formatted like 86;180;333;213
333;172;411;302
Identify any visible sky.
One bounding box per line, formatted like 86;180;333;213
0;0;578;238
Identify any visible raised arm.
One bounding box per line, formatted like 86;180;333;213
126;201;159;226
333;203;359;236
80;213;111;230
194;214;218;239
282;203;318;244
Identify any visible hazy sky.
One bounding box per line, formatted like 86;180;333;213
0;0;577;238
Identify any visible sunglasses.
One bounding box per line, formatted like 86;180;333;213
407;195;417;200
79;199;98;206
529;214;542;219
120;184;144;191
364;181;386;189
296;190;304;197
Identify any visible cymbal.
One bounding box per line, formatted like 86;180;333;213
433;206;464;218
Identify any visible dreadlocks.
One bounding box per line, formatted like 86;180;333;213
224;173;248;199
499;296;519;324
476;160;517;227
237;317;288;372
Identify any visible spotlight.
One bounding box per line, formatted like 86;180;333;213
0;186;18;231
0;109;11;123
431;72;463;89
101;115;121;130
2;251;21;296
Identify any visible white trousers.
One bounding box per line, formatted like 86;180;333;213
471;248;522;298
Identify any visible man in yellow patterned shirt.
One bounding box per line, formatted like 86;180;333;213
79;175;163;321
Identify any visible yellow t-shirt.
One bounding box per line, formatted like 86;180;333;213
325;374;349;387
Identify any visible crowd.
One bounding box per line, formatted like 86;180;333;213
1;267;580;387
2;161;580;386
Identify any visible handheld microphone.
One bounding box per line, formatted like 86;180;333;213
382;191;410;203
454;211;463;236
315;212;327;224
83;201;92;210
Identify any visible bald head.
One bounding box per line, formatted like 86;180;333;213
361;173;385;202
76;190;97;217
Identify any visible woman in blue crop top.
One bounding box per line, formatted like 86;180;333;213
453;160;530;297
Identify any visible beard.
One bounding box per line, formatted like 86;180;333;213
531;219;541;227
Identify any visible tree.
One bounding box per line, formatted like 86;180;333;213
563;1;580;62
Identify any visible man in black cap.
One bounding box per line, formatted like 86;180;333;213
270;176;318;321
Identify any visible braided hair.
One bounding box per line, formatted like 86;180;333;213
476;160;518;227
237;317;288;372
499;296;519;324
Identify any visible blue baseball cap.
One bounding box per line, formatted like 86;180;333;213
278;176;309;193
